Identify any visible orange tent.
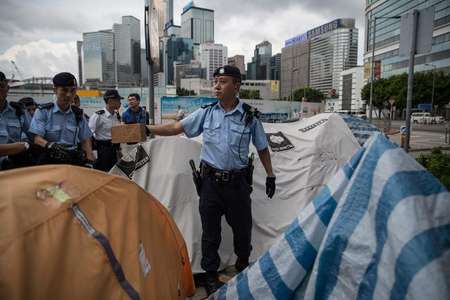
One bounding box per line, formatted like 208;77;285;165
0;165;195;300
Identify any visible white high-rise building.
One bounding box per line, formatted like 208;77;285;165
181;1;214;60
200;43;228;82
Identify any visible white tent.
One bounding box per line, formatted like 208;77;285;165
111;113;363;273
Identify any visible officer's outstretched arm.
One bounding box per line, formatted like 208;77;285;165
81;138;95;161
34;135;49;148
146;122;184;136
0;143;28;156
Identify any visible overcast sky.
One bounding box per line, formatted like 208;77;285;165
0;0;365;79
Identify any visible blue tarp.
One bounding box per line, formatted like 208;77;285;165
211;133;450;300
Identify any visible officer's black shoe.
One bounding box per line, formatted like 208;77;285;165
205;271;224;296
235;258;249;273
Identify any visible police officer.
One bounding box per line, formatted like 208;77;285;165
147;65;276;295
88;89;122;171
0;71;33;170
29;72;94;166
122;93;149;125
18;97;37;117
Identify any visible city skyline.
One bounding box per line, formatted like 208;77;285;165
0;0;365;79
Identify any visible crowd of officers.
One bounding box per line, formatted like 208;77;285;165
0;71;149;172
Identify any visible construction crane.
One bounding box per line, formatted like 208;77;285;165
10;60;24;81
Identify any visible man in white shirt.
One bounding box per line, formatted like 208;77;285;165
88;89;122;171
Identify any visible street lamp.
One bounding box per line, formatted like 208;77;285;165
425;63;436;115
369;15;401;123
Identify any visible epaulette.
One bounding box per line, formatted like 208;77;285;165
201;101;218;109
9;101;25;118
95;109;105;115
38;102;54;110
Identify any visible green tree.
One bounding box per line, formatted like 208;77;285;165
176;87;196;96
291;87;325;102
417;148;450;190
361;71;450;114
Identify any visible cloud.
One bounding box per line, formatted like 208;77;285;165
0;0;365;77
0;40;77;79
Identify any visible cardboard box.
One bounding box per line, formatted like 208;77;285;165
112;124;147;143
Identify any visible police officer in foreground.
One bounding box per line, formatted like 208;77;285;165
147;65;276;295
88;90;122;171
0;71;33;170
29;72;94;167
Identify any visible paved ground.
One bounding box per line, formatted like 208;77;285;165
388;130;450;151
191;267;237;300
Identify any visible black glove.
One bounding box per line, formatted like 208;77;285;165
266;176;276;199
46;142;72;162
84;160;95;169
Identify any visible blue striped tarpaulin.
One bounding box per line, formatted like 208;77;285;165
339;114;380;146
211;133;450;300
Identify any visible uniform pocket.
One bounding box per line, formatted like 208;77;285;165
203;120;221;144
66;125;79;144
229;122;251;146
45;125;62;142
6;120;22;142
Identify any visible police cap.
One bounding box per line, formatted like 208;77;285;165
19;97;37;107
103;89;124;100
213;65;241;82
53;72;77;87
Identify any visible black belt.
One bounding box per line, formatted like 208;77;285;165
95;139;113;145
201;161;248;182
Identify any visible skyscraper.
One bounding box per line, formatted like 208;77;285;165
200;43;228;82
364;0;450;78
270;53;281;80
280;36;309;99
166;36;194;85
309;19;358;96
247;41;272;80
113;16;141;85
228;55;245;75
82;30;115;84
281;19;358;98
181;1;214;60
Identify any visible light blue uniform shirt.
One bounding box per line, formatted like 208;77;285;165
0;101;31;165
181;100;268;170
29;103;92;150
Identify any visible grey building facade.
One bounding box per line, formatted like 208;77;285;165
281;19;358;99
281;38;310;99
82;30;115;84
364;0;450;78
181;2;214;60
113;16;141;86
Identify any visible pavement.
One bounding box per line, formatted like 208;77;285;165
191;267;238;300
371;119;450;152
